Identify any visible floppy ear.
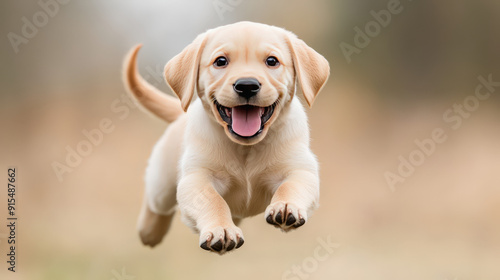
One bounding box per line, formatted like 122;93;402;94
286;33;330;107
164;33;208;111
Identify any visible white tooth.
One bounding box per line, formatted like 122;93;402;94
225;108;231;117
260;108;265;117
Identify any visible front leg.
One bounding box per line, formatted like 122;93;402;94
265;170;319;231
177;171;244;254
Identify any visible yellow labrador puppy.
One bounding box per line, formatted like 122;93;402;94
123;21;329;254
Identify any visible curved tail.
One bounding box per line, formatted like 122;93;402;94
123;45;184;123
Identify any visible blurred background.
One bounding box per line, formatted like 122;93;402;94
1;0;500;279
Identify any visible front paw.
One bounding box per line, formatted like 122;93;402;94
265;202;307;232
199;225;244;254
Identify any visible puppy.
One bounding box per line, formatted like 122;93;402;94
123;21;329;254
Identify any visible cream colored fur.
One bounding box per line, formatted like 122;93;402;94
123;21;329;254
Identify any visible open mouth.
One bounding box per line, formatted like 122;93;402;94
215;101;276;138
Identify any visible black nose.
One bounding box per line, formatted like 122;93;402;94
233;78;261;98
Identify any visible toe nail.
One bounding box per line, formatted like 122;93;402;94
275;212;283;224
236;238;244;248
211;240;223;252
293;218;306;228
286;214;296;226
266;214;275;225
226;240;236;251
200;240;210;251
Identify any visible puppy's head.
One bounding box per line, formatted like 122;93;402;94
165;21;329;145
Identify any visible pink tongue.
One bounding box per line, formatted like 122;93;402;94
231;106;263;137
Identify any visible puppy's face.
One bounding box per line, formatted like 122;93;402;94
198;24;294;145
165;22;329;145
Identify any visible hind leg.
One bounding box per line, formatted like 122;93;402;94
137;196;175;247
137;118;185;247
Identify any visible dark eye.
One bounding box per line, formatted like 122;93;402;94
214;56;228;68
265;56;279;67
